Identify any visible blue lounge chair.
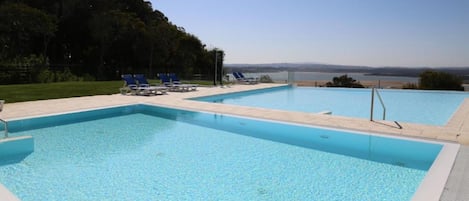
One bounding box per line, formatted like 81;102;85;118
232;72;257;84
121;74;167;95
121;74;139;95
238;72;258;83
168;73;198;91
133;74;151;87
158;73;197;92
133;74;168;95
168;73;182;85
157;73;172;87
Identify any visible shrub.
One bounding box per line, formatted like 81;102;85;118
259;75;273;83
419;70;463;91
36;69;54;83
402;82;418;89
0;54;49;84
81;74;96;81
326;74;364;88
55;68;79;82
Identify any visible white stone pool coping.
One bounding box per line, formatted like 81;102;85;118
1;83;468;200
412;141;459;201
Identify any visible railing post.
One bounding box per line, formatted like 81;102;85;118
370;88;375;121
287;71;295;84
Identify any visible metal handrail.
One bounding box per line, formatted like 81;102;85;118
375;88;386;120
0;100;7;138
0;119;7;138
370;87;386;121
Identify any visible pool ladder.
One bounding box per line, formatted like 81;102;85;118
0;119;7;138
0;100;7;138
370;88;402;129
370;87;386;121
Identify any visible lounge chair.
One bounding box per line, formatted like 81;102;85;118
168;73;198;91
157;73;172;87
238;72;259;83
121;74;166;96
232;72;258;84
133;74;168;95
167;73;182;85
121;74;139;95
158;73;197;92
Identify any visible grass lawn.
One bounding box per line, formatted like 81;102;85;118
0;80;215;103
0;81;122;103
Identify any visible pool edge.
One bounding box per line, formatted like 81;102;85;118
412;142;460;201
0;183;20;201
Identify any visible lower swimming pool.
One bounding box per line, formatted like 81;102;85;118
194;86;469;125
0;104;457;200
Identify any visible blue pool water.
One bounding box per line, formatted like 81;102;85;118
0;105;442;200
194;86;469;125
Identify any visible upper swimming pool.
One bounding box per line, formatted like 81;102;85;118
0;104;458;201
194;86;469;125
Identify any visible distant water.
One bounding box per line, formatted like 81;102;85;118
245;71;419;83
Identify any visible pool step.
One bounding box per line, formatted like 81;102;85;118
0;136;34;166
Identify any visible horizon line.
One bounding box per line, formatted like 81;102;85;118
224;62;469;69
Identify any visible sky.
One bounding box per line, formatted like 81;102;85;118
150;0;469;67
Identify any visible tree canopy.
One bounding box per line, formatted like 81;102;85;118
418;70;463;91
0;0;223;83
326;74;364;88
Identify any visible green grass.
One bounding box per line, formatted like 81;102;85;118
0;81;123;103
0;80;215;103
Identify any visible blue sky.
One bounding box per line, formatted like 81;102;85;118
151;0;469;67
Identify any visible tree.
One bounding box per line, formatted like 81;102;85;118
419;70;463;91
89;10;147;79
326;74;364;88
143;15;170;77
0;0;222;83
0;2;57;59
0;2;57;83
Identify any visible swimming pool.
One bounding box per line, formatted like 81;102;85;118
194;86;469;125
0;104;458;200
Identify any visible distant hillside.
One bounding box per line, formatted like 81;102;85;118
225;63;469;80
225;63;372;73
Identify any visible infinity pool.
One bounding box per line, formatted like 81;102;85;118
0;104;454;200
194;86;469;125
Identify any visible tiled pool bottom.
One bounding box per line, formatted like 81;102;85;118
0;104;455;200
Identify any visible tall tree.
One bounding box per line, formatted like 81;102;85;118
0;2;57;59
0;0;223;82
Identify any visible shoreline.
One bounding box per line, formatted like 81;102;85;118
294;80;410;88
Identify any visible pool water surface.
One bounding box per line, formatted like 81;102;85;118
0;105;447;200
194;86;469;125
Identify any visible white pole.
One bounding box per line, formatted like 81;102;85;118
370;88;374;121
214;49;218;86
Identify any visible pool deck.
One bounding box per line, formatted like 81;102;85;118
1;83;469;200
